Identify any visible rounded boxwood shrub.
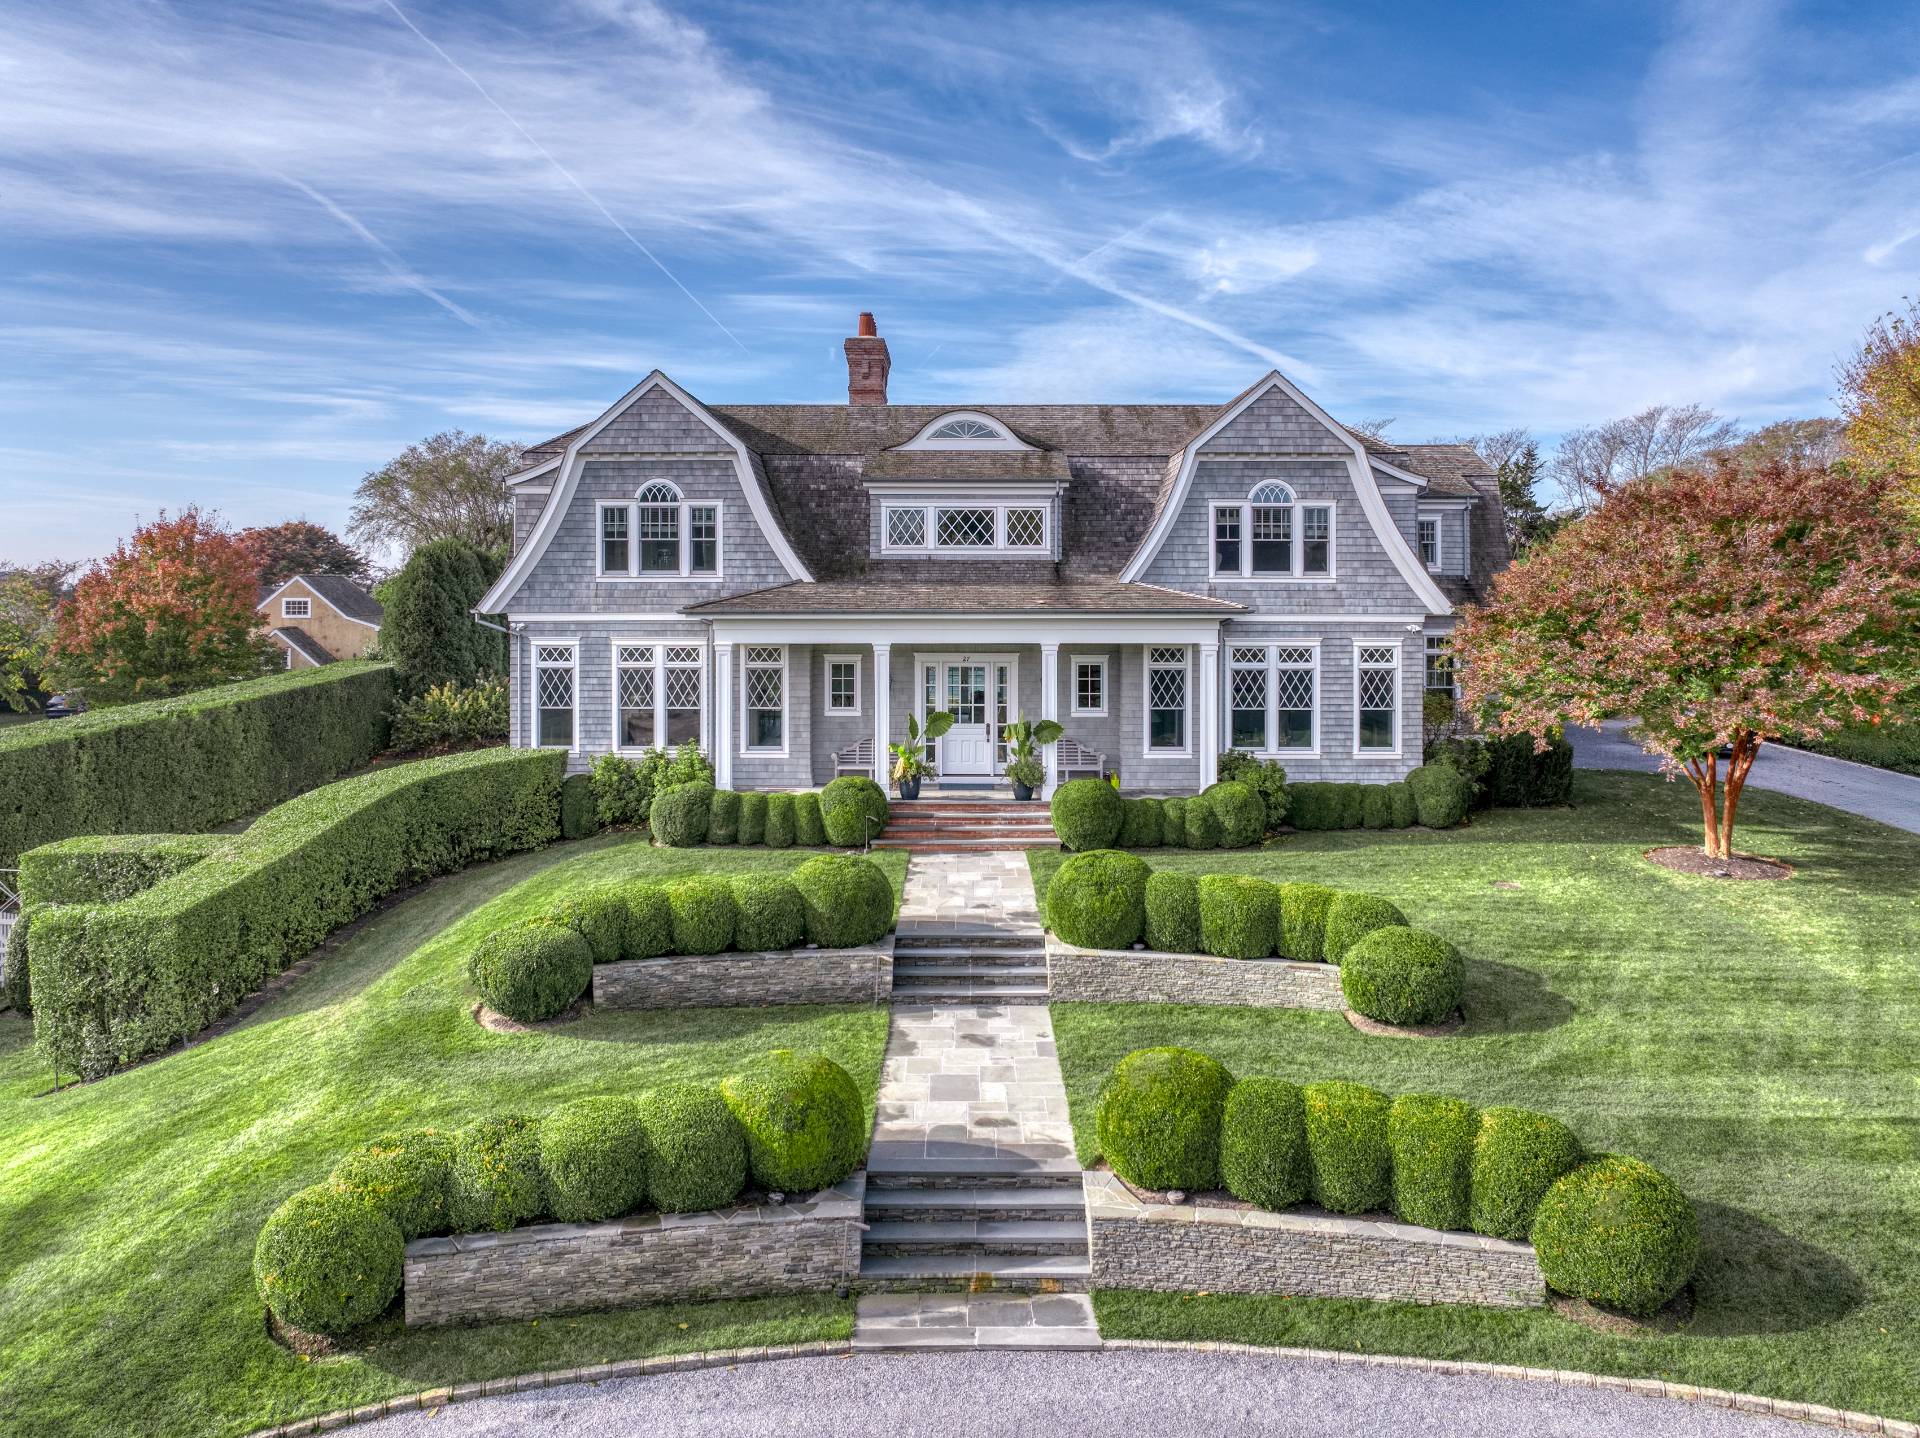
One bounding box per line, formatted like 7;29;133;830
1159;797;1187;845
650;780;714;847
1285;782;1338;831
1276;882;1336;962
793;791;827;846
538;1096;649;1223
561;772;599;840
1530;1155;1699;1317
706;789;742;845
1360;785;1394;830
1302;1080;1392;1214
254;1185;404;1337
1144;870;1201;953
1386;781;1417;829
1051;778;1124;852
1469;1106;1584;1240
1197;874;1280;960
447;1115;546;1232
719;1051;865;1193
1322;891;1408;964
790;853;893;948
470;920;592;1021
666;876;736;955
738;792;768;845
635;1081;747;1213
731;873;805;952
1406;764;1473;829
327;1128;456;1240
820;776;889;847
621;882;672;959
1388;1093;1477;1230
1334;785;1368;829
1119;797;1164;849
1047;849;1150;950
1202;781;1265;848
1183;796;1223;850
546;885;628;964
1220;1076;1309;1210
1341;926;1465;1025
1096;1047;1235;1192
764;792;796;848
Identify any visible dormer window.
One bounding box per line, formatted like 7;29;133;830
898;411;1031;451
1212;481;1333;580
930;418;999;440
881;501;1051;555
599;480;722;579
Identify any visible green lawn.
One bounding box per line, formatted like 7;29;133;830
1032;772;1920;1420
0;835;905;1438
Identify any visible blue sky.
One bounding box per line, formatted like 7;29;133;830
4;0;1919;563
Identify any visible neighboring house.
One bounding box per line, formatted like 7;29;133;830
257;575;383;669
480;313;1507;796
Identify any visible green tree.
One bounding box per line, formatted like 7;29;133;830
0;561;76;711
1493;439;1556;553
239;521;370;587
349;431;520;558
378;538;506;696
1838;297;1920;521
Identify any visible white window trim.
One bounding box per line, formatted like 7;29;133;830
280;597;311;619
1070;654;1108;718
1225;640;1321;758
532;637;580;754
880;501;1050;556
1144;645;1192;757
1424;634;1459;698
740;645;789;757
1208;496;1337;581
824;652;862;717
595;492;726;582
1352;638;1402;758
610;639;710;754
1418;516;1440;572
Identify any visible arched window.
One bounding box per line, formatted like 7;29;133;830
636;481;683;503
899;411;1029;449
929;418;1001;440
1211;481;1334;579
1249;481;1295;504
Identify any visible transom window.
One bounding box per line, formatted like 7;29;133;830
615;641;706;750
1356;643;1400;753
534;642;576;749
902;412;1026;449
281;597;311;619
1418;517;1439;569
1071;655;1107;717
930;418;999;439
1213;483;1332;579
882;502;1050;554
743;645;786;752
599;480;721;578
1147;646;1189;752
1228;643;1317;752
825;654;861;715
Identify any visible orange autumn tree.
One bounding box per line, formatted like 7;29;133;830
50;509;274;706
1838;297;1920;521
1455;458;1920;858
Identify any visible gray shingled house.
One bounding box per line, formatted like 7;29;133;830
478;313;1507;797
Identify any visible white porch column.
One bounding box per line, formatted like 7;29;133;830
1198;640;1221;790
872;643;892;784
1040;642;1061;799
712;642;734;789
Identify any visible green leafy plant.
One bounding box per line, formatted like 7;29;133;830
1303;1081;1392;1214
635;1082;748;1213
1051;777;1125;851
789;854;893;948
468;919;592;1021
1047;849;1150;949
1215;751;1289;832
665;876;736;955
1002;714;1064;789
1341;926;1465;1025
1388;1094;1477;1230
649;780;714;847
1220;1076;1310;1210
389;678;508;754
731;874;806;951
1323;892;1409;964
1469;1106;1584;1240
1197;874;1280;959
326;1129;456;1240
446;1115;546;1233
819;776;889;846
539;1097;650;1224
889;709;954;784
1144;870;1200;952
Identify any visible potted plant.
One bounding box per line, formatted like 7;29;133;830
1002;715;1064;801
889;710;953;800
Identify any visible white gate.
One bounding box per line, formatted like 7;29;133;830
0;869;18;988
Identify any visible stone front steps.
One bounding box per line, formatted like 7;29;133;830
858;1167;1091;1292
890;937;1049;1005
875;801;1059;853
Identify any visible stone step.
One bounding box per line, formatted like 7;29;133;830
866;1169;1083;1194
885;982;1049;1004
851;1292;1102;1351
891;955;1047;972
892;938;1045;955
864;1186;1087;1222
855;1253;1091;1292
862;1219;1088;1257
874;838;1059;851
890;963;1049;983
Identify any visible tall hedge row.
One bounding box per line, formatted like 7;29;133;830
27;747;564;1078
0;661;394;872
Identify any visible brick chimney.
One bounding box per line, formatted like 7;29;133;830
844;311;890;405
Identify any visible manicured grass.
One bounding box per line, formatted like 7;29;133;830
0;835;904;1438
1036;772;1920;1420
1790;720;1920;776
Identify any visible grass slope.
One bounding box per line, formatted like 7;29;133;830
0;835;904;1438
1035;773;1920;1420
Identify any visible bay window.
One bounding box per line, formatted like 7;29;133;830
1212;483;1334;578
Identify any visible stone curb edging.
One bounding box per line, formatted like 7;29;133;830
246;1340;854;1436
1103;1339;1920;1436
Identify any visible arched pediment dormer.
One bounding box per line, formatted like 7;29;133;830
897;410;1033;451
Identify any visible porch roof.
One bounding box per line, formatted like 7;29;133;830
682;575;1244;616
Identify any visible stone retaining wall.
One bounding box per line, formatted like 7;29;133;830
1084;1170;1544;1308
594;938;892;1008
1046;939;1343;1010
404;1174;865;1327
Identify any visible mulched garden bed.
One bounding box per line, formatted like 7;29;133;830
1644;846;1793;881
472;999;589;1033
1343;1008;1465;1039
1550;1289;1695;1336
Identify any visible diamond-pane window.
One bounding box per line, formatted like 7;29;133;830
1357;644;1397;750
1148;667;1186;711
537;669;573;708
618;645;654;665
1148;646;1185;666
664;668;702;709
1005;508;1045;547
1230;664;1266;749
1275;646;1314;666
744;647;784;750
935;507;995;547
665;646;702;665
1274;667;1314;710
745;645;782;665
886;507;926;548
534;645;574;748
536;645;572;665
1147;650;1186;751
745;668;782;709
1230;669;1266;710
1231;646;1265;665
1358;646;1395;667
1359;669;1396;709
619;668;653;708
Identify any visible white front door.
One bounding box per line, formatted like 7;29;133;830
940;663;993;775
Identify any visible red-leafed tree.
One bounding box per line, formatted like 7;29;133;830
49;509;275;706
1455;458;1920;858
238;520;370;588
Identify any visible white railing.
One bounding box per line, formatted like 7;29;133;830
0;869;18;987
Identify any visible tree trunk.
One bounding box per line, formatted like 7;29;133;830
1717;731;1760;860
1683;752;1722;858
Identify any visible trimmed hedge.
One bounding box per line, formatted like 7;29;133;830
1201;781;1265;848
252;1185;404;1337
820;776;889;847
1469;1106;1584;1240
1143;870;1201;953
1322;892;1408;964
790;854;894;948
636;1081;748;1213
719;1051;865;1193
1220;1076;1309;1210
327;1129;455;1241
27;747;564;1077
1430;732;1575;810
2;909;31;1013
447;1115;546;1233
706;789;742;845
665;876;736;955
1052;778;1125;852
650;781;713;847
539;1096;649;1224
738;792;768;845
1276;882;1336;962
546;886;627;964
1048;849;1150;950
560;773;598;840
1388;781;1417;828
1097;1046;1234;1191
1530;1155;1700;1316
793;791;827;847
1197;874;1279;960
1183;794;1223;849
621;882;672;959
731;874;806;952
765;793;796;848
1406;763;1473;829
1283;775;1473;832
18;833;224;907
1215;752;1289;832
1119;797;1164;848
1341;926;1465;1025
1303;1080;1392;1214
0;660;394;873
469;920;592;1021
1388;1094;1477;1231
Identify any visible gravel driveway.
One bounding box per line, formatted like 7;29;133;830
356;1350;1826;1438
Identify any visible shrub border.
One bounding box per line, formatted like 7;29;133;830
592;937;895;1009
